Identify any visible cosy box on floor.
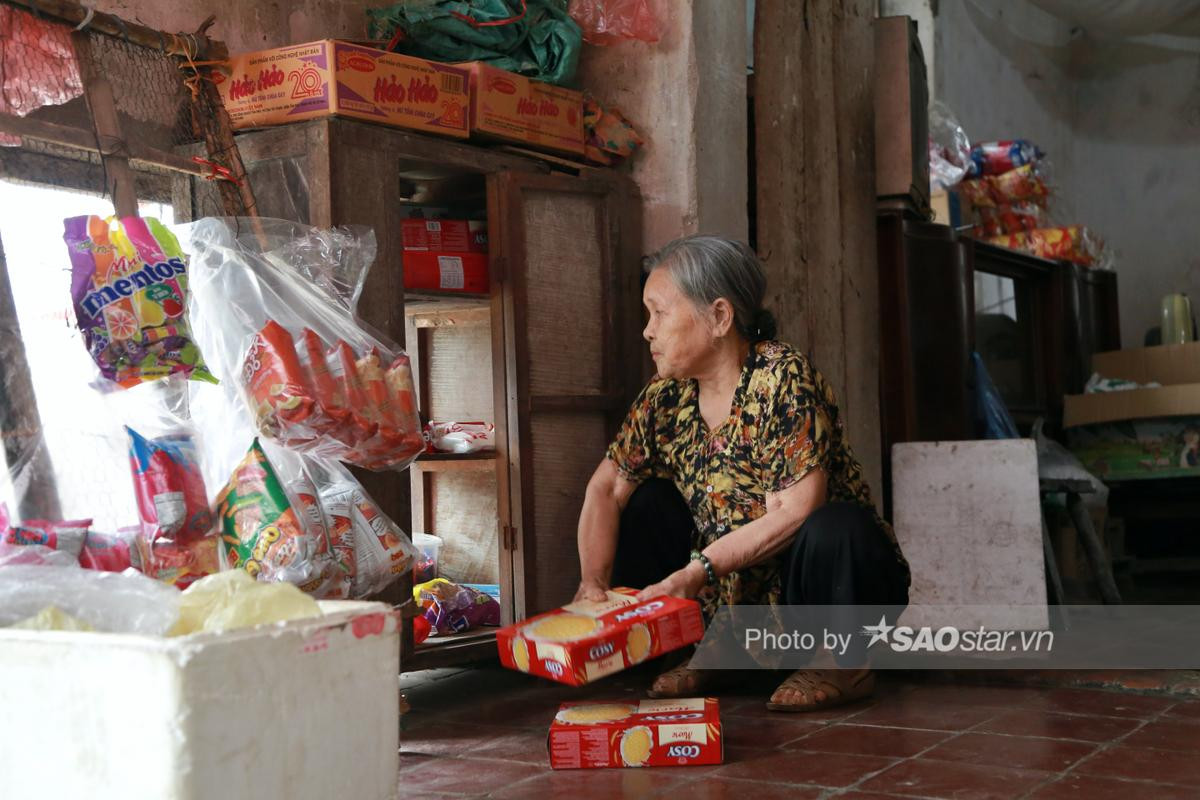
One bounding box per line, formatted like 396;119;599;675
1064;342;1200;480
0;601;401;800
214;40;470;138
496;588;704;686
549;697;723;769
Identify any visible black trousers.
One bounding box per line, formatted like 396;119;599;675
612;478;909;665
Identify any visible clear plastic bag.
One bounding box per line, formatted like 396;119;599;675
181;218;424;471
928;101;971;192
569;0;662;44
0;565;180;635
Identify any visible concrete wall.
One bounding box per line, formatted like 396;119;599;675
936;0;1200;347
578;0;748;251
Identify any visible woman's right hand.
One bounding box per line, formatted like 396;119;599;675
573;577;609;603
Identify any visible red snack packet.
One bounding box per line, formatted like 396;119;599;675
299;328;348;432
2;519;90;558
79;528;141;572
356;349;396;427
242;320;321;442
328;340;377;448
137;534;219;590
386;354;418;421
127;427;213;544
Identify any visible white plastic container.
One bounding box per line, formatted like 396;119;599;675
0;601;400;800
412;532;443;583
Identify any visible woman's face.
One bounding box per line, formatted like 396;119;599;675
642;267;714;379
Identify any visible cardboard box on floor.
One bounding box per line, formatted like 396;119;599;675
548;698;723;769
1064;342;1200;480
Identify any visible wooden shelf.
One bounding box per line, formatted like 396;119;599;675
407;629;498;671
405;292;491;327
413;451;498;471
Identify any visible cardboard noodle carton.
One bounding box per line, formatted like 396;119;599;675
549;698;723;769
496;588;704;686
463;61;585;156
214;40;470;138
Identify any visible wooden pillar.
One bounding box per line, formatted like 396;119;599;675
754;0;883;506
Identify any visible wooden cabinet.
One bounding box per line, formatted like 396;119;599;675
175;118;642;670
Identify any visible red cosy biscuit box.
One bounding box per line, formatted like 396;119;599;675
496;588;704;686
401;219;489;293
548;697;723;769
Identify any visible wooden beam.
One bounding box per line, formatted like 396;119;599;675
754;0;883;505
5;0;227;60
71;30;138;216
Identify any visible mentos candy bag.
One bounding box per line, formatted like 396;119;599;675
63;216;215;388
968;139;1043;178
216;440;335;595
127;427;213;544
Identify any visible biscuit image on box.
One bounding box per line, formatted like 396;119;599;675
619;726;653;767
625;622;652;664
511;637;530;672
526;613;600;642
555;703;636;725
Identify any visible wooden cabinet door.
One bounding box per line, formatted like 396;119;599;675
488;171;641;618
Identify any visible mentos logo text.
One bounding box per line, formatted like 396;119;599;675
374;75;439;105
516;97;561;117
81;258;185;317
229;65;285;100
614;600;664;624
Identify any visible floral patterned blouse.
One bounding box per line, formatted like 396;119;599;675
606;340;910;620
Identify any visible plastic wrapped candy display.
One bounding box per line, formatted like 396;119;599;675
985;225;1106;267
127;427;213;544
182;218;423;472
414;578;501;634
62;216;215;389
974;202;1049;237
958;163;1050;209
968;139;1043;178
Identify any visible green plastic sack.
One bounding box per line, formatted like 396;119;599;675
367;0;582;87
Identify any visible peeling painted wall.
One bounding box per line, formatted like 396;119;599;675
937;0;1200;348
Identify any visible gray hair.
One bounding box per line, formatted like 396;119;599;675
644;234;777;342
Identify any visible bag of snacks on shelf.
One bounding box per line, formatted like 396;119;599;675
968;139;1043;178
63;215;216;389
974;202;1049;237
182;218;423;471
414;577;501;634
127;427;213;544
959;163;1050;209
425;421;496;454
985;225;1105;266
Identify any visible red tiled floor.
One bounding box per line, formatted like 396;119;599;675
977;709;1142;742
783;723;950;758
858;758;1051;799
470;728;554;765
673;776;824;800
1025;687;1176;719
1075;744;1200;787
484;767;690;799
717;747;898;788
395;756;547;795
1165;700;1200;720
849;698;1002;731
836;794;925;800
400;721;523;757
920;731;1098;772
1027;773;1199;800
723;694;877;723
720;714;824;748
1120;718;1200;752
895;684;1049;709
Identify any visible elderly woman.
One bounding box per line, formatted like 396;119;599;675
573;234;910;711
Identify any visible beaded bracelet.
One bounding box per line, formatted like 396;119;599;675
689;550;717;586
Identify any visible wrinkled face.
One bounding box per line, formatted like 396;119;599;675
642;267;715;379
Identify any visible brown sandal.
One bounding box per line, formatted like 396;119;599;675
647;664;732;699
766;668;875;712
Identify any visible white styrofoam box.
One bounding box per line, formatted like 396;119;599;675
892;440;1048;631
0;601;400;800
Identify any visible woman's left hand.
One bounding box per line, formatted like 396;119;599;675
637;560;707;602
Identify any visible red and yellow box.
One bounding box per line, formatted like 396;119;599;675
214;40;469;138
549;698;723;769
401;219;489;293
496;589;705;686
464;62;584;156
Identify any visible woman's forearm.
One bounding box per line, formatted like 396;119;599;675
577;460;633;586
